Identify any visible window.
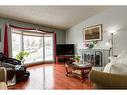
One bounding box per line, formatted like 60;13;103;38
44;34;53;60
11;31;22;57
11;28;54;64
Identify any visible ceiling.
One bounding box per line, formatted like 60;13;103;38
0;6;110;30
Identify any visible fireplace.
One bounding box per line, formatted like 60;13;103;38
82;51;102;66
79;49;110;67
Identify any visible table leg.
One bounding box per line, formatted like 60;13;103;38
65;64;69;76
81;69;84;83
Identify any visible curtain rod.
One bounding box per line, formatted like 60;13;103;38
7;24;55;33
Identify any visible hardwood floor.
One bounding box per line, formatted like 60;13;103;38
8;63;94;90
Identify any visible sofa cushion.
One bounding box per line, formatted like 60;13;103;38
103;61;114;73
103;62;127;75
103;51;127;75
110;63;127;75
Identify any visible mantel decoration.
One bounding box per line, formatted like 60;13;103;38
85;41;97;49
83;24;103;41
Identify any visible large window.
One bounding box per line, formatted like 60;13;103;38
44;35;53;60
11;28;54;64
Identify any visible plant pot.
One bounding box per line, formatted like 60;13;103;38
76;60;80;63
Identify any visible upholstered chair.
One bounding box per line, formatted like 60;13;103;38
0;67;7;89
89;70;127;89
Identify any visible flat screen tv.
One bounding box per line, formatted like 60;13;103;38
56;44;74;56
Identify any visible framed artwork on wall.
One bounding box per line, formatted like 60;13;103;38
83;24;103;42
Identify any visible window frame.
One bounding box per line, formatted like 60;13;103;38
11;28;54;64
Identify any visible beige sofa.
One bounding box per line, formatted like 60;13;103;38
89;70;127;89
0;67;7;90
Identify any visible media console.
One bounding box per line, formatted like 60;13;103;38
56;55;74;64
56;44;75;63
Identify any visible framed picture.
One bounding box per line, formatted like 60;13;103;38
83;24;103;41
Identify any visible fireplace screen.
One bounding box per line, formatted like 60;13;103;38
82;51;102;67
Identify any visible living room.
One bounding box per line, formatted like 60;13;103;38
0;5;127;92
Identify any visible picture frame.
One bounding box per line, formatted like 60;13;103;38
83;24;103;42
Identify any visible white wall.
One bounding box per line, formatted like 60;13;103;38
66;6;127;55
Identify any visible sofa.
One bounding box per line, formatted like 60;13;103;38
89;70;127;89
0;52;21;65
0;67;7;89
0;52;30;83
0;62;30;83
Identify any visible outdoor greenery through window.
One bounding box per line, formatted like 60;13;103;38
11;28;54;64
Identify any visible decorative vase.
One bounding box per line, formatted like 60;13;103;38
21;58;25;65
88;44;94;49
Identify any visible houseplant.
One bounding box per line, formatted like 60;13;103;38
16;51;29;65
74;55;81;63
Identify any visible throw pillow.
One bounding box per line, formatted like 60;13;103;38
103;61;116;73
103;50;127;75
110;63;127;75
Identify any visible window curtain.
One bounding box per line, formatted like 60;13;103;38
3;24;56;59
3;24;9;57
54;32;56;61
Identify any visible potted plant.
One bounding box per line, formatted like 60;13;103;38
16;51;29;65
74;55;81;63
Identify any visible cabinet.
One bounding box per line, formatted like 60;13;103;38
56;55;74;64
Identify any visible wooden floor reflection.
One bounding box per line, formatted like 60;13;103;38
8;63;93;90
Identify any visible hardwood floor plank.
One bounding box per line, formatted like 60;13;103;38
8;63;93;90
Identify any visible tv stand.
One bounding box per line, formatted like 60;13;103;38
56;55;74;64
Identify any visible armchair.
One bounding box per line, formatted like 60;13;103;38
89;70;127;89
0;52;30;83
0;62;15;81
0;67;7;89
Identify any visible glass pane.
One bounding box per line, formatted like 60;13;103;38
44;36;53;61
23;35;43;63
12;33;22;58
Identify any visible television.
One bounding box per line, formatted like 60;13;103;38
56;44;75;56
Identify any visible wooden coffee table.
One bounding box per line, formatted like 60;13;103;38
65;61;92;82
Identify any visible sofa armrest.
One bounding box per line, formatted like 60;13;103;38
0;82;7;89
89;70;127;89
0;67;7;82
4;58;21;65
0;62;15;69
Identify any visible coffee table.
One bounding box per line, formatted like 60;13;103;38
65;61;92;82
